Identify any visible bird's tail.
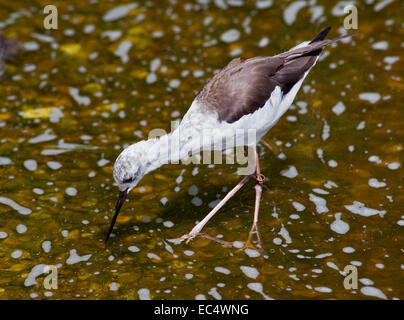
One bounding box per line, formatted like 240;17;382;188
309;26;332;43
282;27;358;60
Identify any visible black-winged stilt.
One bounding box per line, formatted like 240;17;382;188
105;27;356;244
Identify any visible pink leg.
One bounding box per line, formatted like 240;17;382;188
179;173;253;243
238;149;265;252
252;149;264;231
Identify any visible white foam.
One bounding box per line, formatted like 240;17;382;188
387;162;400;170
128;246;140;253
220;29;240;43
42;241;51;253
345;201;386;217
214;267;231;275
24;264;50;286
245;248;260;258
0;157;12;165
368;178;386;188
66;249;92;265
103;3;138;22
0;197;32;215
147;253;161;261
292;201;305;211
24;159;37;171
114;40;133;64
208;287;222;300
359;92;381;103
332;101;346;115
330;213;350;234
280;165;298;178
309;193;328;213
69;87;90;106
371;41;388;50
360;286;387;299
278;224;292;243
283;1;306;25
138;288;151;300
240;266;259;279
247;282;273;300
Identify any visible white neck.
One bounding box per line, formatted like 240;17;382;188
143;126;203;174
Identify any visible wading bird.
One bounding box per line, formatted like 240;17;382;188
105;27;355;244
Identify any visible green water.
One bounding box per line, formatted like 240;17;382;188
0;0;403;299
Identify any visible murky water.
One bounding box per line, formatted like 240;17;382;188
0;0;403;300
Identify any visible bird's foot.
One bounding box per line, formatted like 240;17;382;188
236;240;257;253
236;223;265;255
236;230;256;253
177;230;200;244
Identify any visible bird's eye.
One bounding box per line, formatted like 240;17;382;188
123;177;134;183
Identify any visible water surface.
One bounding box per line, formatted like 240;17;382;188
0;0;403;299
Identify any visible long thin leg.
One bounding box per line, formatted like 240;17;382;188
179;173;253;243
238;148;265;253
252;148;264;231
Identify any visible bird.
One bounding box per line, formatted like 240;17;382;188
105;27;356;244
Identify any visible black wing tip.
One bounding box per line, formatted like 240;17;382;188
310;26;332;43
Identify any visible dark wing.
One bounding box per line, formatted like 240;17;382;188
197;55;284;123
196;27;355;123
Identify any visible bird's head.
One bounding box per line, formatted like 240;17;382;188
105;141;151;242
113;142;148;192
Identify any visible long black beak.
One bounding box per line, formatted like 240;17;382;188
105;190;128;243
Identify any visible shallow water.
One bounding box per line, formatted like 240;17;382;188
0;0;403;300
